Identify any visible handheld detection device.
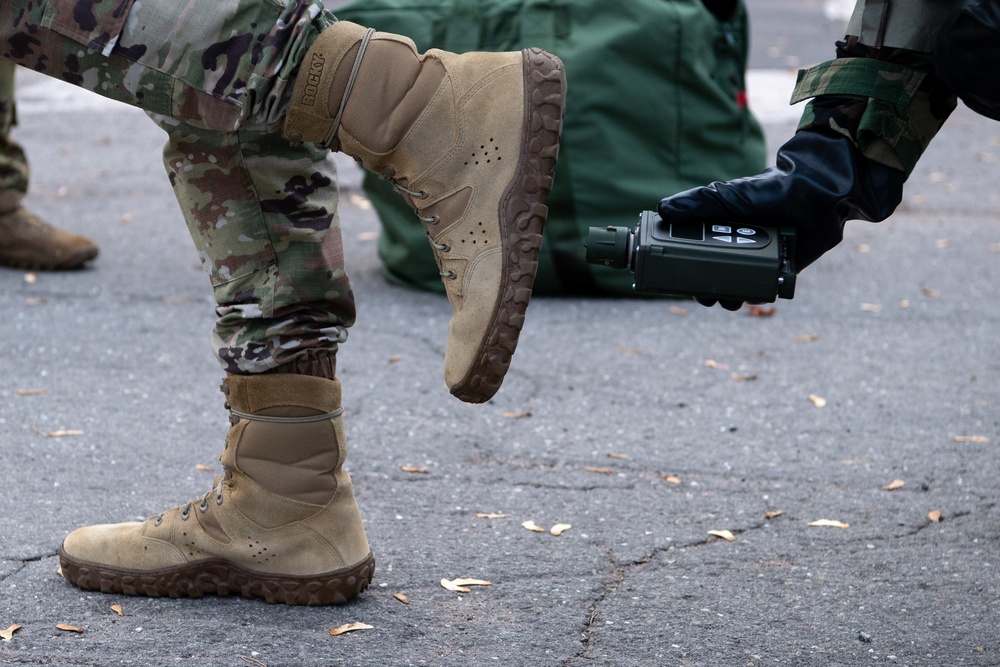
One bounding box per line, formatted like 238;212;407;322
585;211;797;303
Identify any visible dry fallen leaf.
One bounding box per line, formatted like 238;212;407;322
1;624;22;641
663;475;682;485
194;464;213;472
440;578;491;593
808;519;850;529
400;465;429;474
111;604;124;617
808;394;827;408
669;306;689;316
475;513;509;519
502;410;532;419
329;622;373;636
387;355;402;363
120;213;134;224
549;524;572;536
56;624;84;633
357;231;378;242
708;530;736;542
704;359;729;370
606;452;629;460
237;656;267;667
24;297;47;306
883;479;905;491
747;305;776;317
935;238;951;249
615;347;650;356
927;510;942;523
857;243;871;254
900;299;911;309
23;272;37;284
16;388;46;396
393;593;410;605
43;430;84;438
793;334;820;343
731;373;758;382
764;510;784;520
860;303;882;313
953;435;990;443
521;520;545;533
583;466;614;475
922;287;942;298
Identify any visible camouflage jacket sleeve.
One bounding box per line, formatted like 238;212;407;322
790;44;957;175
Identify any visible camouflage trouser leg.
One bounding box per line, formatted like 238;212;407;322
0;0;357;374
151;116;355;374
0;59;27;213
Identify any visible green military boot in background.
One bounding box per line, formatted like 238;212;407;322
0;205;98;270
284;20;565;404
59;374;374;606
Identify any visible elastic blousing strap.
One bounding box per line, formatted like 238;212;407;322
230;407;345;424
323;27;376;148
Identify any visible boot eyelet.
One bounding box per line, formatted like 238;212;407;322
440;270;458;280
433;241;451;252
416;189;429;199
180;508;190;521
154;516;163;526
199;500;209;512
216;493;224;505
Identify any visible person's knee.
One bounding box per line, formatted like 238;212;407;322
935;0;1000;121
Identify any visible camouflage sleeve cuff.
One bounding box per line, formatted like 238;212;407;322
790;57;956;175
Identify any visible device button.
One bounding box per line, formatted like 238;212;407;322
712;225;732;234
713;235;733;243
737;228;756;236
736;237;757;244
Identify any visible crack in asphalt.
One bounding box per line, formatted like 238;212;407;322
563;521;769;665
0;551;58;584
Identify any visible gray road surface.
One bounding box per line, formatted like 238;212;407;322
2;3;998;666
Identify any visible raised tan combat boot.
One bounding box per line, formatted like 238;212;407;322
0;206;98;270
285;21;565;404
59;374;374;606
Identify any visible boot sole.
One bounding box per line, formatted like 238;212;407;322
59;547;375;606
0;245;99;271
449;48;566;404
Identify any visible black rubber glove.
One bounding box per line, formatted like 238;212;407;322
658;126;907;309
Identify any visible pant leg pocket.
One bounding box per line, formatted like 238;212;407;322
41;0;136;56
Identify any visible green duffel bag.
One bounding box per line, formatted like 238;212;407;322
336;0;766;296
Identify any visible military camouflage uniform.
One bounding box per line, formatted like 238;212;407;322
788;0;1000;177
1;0;352;375
0;59;29;213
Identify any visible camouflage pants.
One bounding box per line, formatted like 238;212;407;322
0;0;356;375
0;60;27;213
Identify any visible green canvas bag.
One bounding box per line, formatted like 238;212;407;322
336;0;766;295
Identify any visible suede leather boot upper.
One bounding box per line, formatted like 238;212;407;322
284;21;565;403
0;206;98;270
59;374;373;606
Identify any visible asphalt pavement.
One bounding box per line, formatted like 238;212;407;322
2;3;999;666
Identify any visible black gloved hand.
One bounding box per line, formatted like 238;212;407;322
658;126;907;309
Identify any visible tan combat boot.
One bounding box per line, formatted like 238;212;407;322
284;21;565;404
0;206;98;270
59;374;374;606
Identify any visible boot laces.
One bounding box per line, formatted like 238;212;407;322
155;475;226;526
